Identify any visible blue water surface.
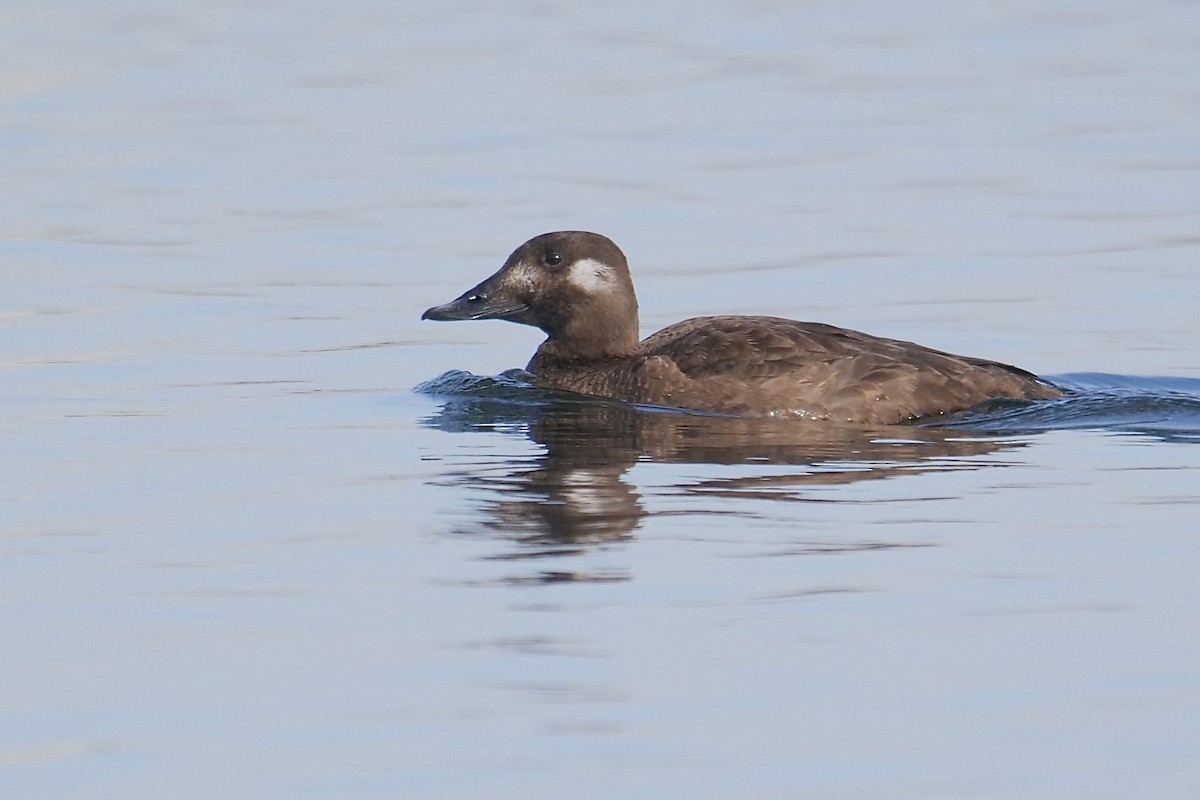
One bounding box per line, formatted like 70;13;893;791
4;1;1199;799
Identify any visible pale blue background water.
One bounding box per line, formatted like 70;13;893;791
3;2;1199;798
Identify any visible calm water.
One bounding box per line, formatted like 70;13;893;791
4;1;1200;798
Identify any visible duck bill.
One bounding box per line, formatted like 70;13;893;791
421;274;529;322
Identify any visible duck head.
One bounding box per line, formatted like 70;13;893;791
422;231;641;360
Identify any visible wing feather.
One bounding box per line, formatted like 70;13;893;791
637;316;1057;422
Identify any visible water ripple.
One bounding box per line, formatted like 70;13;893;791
938;373;1200;442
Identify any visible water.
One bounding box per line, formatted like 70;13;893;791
4;1;1200;798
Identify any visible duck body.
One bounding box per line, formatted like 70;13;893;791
422;231;1062;424
528;314;1061;424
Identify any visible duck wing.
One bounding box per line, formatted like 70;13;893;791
640;316;867;378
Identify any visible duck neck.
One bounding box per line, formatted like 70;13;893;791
534;298;641;363
534;328;640;364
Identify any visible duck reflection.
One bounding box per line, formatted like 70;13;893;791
421;392;1028;550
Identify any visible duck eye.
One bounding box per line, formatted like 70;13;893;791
543;251;562;267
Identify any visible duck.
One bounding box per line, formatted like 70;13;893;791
421;231;1063;424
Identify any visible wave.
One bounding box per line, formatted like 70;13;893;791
936;373;1200;442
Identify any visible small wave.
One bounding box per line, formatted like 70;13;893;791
414;369;623;433
414;368;538;399
936;373;1200;442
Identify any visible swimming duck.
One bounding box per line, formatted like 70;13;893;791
422;231;1063;423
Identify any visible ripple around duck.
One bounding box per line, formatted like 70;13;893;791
413;368;542;400
415;370;1200;443
936;374;1200;442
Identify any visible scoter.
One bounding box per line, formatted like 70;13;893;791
422;231;1062;424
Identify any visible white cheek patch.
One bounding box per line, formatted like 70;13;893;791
566;258;615;293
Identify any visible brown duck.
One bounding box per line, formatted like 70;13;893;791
422;231;1063;424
